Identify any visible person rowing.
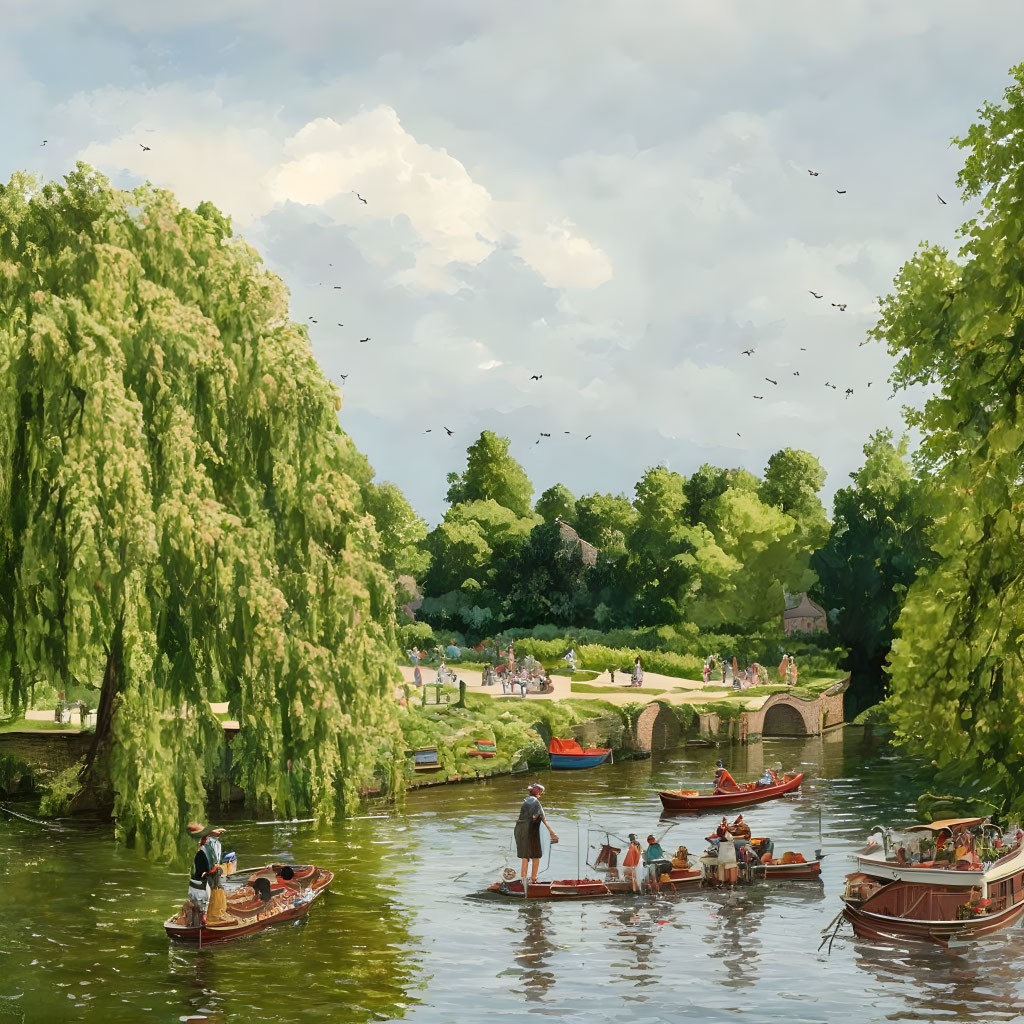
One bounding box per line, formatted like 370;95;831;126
713;759;740;793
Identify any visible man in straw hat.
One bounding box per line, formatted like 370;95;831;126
514;783;559;891
186;821;228;925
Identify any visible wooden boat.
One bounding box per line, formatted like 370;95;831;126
702;832;823;880
840;817;1024;945
164;863;333;944
659;771;804;812
481;865;702;901
548;737;613;770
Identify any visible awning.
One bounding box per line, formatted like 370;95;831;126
905;817;987;833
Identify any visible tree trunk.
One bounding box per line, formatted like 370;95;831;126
72;618;123;816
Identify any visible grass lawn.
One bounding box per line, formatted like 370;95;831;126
0;718;86;734
570;682;668;695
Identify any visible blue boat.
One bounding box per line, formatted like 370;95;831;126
548;738;613;770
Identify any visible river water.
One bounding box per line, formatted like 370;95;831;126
3;727;1024;1024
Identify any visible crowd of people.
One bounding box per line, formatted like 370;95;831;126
701;652;799;689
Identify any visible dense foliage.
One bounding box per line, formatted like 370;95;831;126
0;166;402;856
881;63;1024;817
811;431;936;713
420;432;830;639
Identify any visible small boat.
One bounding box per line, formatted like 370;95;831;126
702;833;823;881
480;865;702;901
548;737;612;770
164;863;333;944
466;739;496;759
840;817;1024;945
659;771;804;812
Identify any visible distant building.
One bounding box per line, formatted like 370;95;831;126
782;592;828;635
555;518;598;568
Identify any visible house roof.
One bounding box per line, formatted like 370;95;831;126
783;592;826;620
557;520;597;567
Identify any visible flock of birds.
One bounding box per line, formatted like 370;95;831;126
726;168;949;439
85;136;952;454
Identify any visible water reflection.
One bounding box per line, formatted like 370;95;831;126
512;903;557;1001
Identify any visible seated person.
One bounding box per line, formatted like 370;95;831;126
671;845;691;870
730;814;751;840
756;767;778;788
713;760;740;793
715;816;730;840
644;834;673;885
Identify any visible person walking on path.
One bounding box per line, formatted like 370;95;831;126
631;655;644;688
514;783;559;891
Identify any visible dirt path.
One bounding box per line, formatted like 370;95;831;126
397;665;774;710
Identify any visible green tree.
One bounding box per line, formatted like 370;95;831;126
363;481;430;581
0;166;400;856
535;483;577;525
878;63;1024;816
760;448;829;550
445;430;533;516
575;492;638;557
810;431;935;713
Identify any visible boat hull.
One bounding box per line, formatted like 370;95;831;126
659;773;804;812
164;864;333;944
762;860;822;881
482;868;702;901
842;898;1024;945
550;751;612;770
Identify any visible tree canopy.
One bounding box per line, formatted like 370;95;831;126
811;431;935;713
0;166;401;856
881;63;1024;816
445;430;533;517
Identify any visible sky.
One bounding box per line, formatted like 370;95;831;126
4;1;1023;523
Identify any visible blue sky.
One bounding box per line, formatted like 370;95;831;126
5;1;1023;522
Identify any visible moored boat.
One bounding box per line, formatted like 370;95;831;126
164;863;333;944
549;737;613;770
480;865;702;901
840;817;1024;945
659;771;804;812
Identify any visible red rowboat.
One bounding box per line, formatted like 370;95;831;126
481;866;702;901
659;772;804;812
164;863;333;944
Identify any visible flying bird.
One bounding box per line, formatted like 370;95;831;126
564;431;571;434
831;303;847;312
736;432;742;437
309;318;318;324
333;285;342;289
765;377;778;385
339;374;348;382
535;439;540;445
359;337;370;343
808;169;819;176
337;323;344;327
792;371;800;376
829;383;837;390
845;388;854;399
753;395;764;400
353;191;368;204
867;381;872;387
530;374;543;380
139;143;151;151
443;426;454;436
835;189;847;194
742;348;754;356
424;429;431;433
540;432;551;437
40;140;47;146
809;291;823;299
937;193;947;205
585;434;592;440
799;347;807;351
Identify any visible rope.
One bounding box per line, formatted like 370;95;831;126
0;804;67;831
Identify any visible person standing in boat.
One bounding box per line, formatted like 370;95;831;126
515;783;559;888
623;833;643;892
186;821;228;926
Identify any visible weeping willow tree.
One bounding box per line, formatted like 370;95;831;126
0;164;401;856
879;63;1024;819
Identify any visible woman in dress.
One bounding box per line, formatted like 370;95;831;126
631;655;644;688
514;783;558;889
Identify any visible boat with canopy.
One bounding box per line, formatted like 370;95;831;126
839;817;1024;944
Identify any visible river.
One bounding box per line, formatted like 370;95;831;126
3;727;1024;1024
